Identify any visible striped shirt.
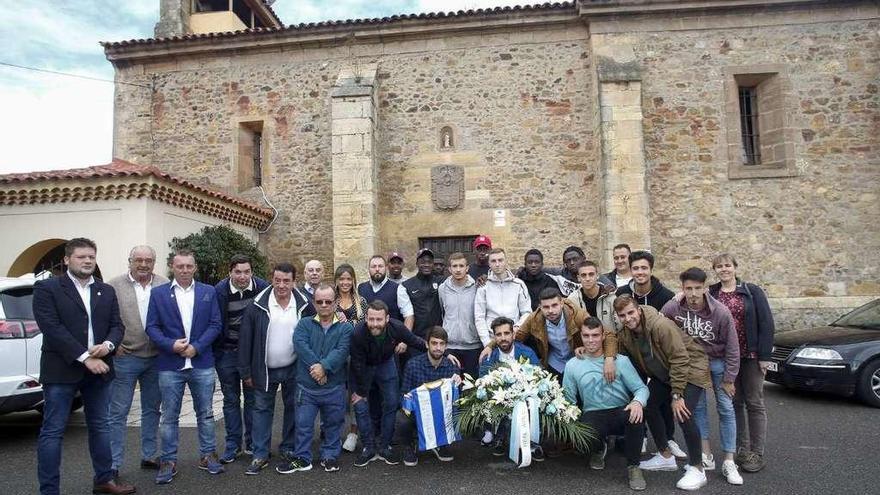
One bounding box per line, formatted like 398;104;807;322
402;378;461;451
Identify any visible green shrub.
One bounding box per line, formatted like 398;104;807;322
167;225;267;285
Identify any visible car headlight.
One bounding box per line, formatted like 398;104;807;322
795;347;843;360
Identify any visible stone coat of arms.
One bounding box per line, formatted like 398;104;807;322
431;165;464;210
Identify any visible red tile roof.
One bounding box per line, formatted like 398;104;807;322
101;2;575;49
0;159;273;219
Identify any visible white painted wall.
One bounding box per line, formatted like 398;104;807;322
0;198;258;278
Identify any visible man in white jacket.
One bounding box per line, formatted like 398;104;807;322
474;249;532;347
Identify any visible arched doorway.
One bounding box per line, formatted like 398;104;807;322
6;239;103;279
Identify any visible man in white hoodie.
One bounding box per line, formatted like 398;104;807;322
474;249;532;347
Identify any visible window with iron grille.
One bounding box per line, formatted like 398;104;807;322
252;131;263;187
738;86;761;165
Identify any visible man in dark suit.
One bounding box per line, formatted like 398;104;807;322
33;237;135;495
145;249;224;484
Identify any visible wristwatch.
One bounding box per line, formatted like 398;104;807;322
671;393;682;401
105;341;116;352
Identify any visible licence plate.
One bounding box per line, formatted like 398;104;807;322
766;362;778;372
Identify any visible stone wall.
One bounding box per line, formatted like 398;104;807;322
590;11;880;306
108;2;879;327
375;32;601;267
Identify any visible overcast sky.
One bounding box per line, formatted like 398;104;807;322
0;0;522;173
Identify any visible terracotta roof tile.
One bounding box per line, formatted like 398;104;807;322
0;159;273;219
101;2;575;48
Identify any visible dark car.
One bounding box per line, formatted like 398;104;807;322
765;298;880;407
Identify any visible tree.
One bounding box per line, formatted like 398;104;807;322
167;225;268;285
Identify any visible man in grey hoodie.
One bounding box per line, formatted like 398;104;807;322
438;252;481;378
661;267;742;486
474;248;532;346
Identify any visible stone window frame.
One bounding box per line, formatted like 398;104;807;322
723;64;798;179
232;117;271;193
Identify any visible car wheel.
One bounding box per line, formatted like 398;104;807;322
857;359;880;408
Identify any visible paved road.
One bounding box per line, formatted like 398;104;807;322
1;383;876;494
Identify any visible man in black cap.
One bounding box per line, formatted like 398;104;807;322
387;252;408;284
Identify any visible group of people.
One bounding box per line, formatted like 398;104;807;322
34;235;774;494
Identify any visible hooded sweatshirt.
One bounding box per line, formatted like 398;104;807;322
516;267;561;311
438;275;481;349
474;269;532;346
661;294;740;383
615;276;675;311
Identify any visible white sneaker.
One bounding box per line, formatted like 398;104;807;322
639;453;678;472
641;437;648;454
722;460;744;485
342;432;358;453
481;430;494;446
701;452;716;471
668;440;688;459
676;465;708;491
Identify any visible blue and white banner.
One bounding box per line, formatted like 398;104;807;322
402;378;461;451
509;397;541;467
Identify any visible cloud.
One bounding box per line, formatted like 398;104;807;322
0;0;527;173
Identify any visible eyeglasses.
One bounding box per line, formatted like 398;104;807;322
314;299;335;306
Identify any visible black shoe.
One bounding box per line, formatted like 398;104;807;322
492;441;507;457
531;445;545;462
431;446;454;462
403;448;418;467
245;458;270;475
354;449;377;467
377;447;400;465
140;458;160;470
321;458;340;472
275;457;312;474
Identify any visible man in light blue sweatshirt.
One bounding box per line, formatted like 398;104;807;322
563;317;649;491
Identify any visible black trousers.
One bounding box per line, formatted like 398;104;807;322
645;380;703;467
581;407;645;467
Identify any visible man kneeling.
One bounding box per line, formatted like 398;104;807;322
479;316;543;461
563;317;649;491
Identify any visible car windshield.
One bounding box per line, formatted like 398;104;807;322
0;287;35;320
833;299;880;329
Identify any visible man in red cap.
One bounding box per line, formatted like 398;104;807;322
468;235;492;280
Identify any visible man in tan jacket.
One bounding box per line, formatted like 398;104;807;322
106;246;169;477
613;294;711;491
481;287;618;383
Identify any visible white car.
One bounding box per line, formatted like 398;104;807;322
0;272;72;415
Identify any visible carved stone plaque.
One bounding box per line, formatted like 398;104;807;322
431;165;464;210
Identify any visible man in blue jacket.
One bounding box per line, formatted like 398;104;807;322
277;284;353;474
145;249;224;484
213;254;269;463
480;316;541;460
33;238;134;495
238;262;314;475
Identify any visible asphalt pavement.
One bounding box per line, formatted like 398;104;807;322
1;383;876;495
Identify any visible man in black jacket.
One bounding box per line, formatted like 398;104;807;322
350;300;426;467
615;250;675;311
517;249;560;311
238;263;314;475
398;248;445;340
33;238;134;495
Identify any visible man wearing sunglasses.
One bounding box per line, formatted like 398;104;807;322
278;284;353;475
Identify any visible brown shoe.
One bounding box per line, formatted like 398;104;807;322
92;477;136;494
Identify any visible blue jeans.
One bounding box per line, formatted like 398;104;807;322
251;364;297;460
215;349;254;452
353;357;399;451
158;368;217;461
293;385;346;463
695;358;737;453
108;354;160;469
38;375;113;495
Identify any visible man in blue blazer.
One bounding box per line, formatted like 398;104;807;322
33;238;135;495
145;249;224;484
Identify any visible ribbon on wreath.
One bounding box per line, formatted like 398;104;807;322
508;396;541;467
